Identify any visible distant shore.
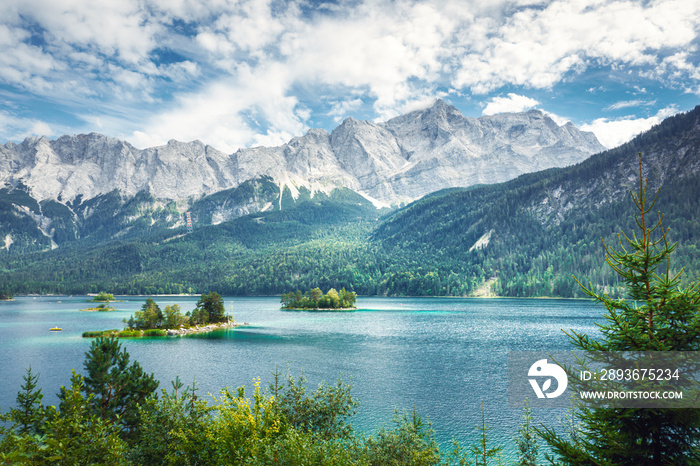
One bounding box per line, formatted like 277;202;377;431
4;293;590;301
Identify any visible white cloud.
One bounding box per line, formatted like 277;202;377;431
0;24;59;93
15;0;160;64
482;93;539;115
453;0;700;93
397;94;449;115
128;0;465;148
130;62;307;152
328;99;364;123
1;0;700;149
643;52;700;94
196;0;287;57
0;110;59;141
605;100;656;111
581;106;680;149
278;1;459;116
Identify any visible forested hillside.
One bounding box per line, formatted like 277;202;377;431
374;105;700;297
2;106;700;298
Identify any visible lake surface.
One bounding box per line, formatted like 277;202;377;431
0;296;602;458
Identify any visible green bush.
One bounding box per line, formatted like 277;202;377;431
117;330;142;338
142;329;166;337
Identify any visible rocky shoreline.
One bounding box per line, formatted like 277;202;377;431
79;306;117;312
165;320;249;336
82;320;249;338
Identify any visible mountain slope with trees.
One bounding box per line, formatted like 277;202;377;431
373;105;700;297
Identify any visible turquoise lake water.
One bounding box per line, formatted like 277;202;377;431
0;295;602;458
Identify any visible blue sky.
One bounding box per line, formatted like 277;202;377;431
1;0;699;152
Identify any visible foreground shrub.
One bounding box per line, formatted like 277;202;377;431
3;342;472;466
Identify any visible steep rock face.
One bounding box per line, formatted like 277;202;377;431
189;176;282;226
373;105;700;278
283;129;338;180
528;113;700;225
381;103;606;199
139;140;237;200
0;134;238;203
329;118;407;200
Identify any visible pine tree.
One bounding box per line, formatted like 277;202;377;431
514;400;538;466
470;403;502;466
538;154;700;465
193;291;226;324
80;337;159;435
10;367;45;435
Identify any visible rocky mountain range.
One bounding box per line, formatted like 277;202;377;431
2;100;603;204
0;99;605;253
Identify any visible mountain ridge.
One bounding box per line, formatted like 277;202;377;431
1;100;604;206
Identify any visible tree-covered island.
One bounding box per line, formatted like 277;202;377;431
281;287;357;310
90;292;115;302
82;292;242;338
78;292;119;311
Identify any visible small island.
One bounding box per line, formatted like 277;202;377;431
82;291;245;338
86;291;123;303
91;291;114;301
281;287;357;310
79;303;117;312
0;290;13;301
